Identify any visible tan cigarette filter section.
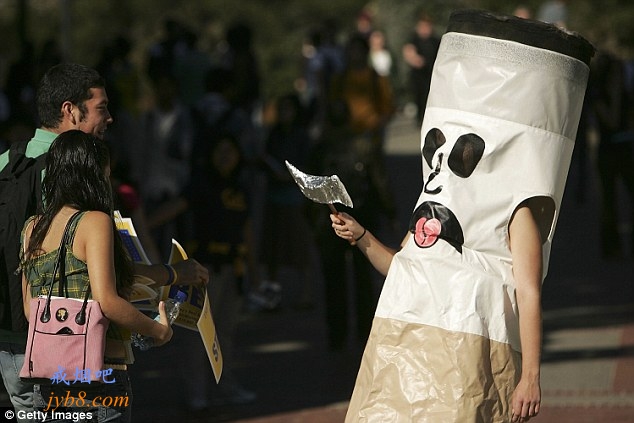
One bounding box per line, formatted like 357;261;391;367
346;317;521;423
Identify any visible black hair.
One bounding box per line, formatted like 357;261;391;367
36;63;106;129
26;130;134;294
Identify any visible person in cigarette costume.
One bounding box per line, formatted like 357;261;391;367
331;10;594;423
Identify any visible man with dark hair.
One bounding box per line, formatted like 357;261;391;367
0;63;208;418
35;63;108;133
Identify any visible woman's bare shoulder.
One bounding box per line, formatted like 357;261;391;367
76;210;113;237
71;211;114;260
80;210;111;224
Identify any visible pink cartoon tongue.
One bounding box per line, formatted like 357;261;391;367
415;217;441;247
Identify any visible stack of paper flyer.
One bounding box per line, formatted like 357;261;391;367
114;211;223;382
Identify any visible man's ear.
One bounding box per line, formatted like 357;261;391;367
61;101;78;125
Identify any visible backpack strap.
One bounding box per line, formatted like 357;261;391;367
6;139;32;175
30;155;46;216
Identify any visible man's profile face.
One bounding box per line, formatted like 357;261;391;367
76;87;113;140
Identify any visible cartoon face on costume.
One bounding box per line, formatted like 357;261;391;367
404;28;588;263
408;128;485;253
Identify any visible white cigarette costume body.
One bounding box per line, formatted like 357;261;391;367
345;10;593;422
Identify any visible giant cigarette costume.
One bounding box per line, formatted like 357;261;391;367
345;10;594;422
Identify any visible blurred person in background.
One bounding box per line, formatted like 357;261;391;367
402;12;440;124
353;9;375;42
259;93;316;310
513;5;533;19
146;133;258;410
218;21;261;118
135;72;194;260
330;34;395;154
537;0;568;28
310;98;394;351
368;29;394;78
329;33;396;224
296;22;345;143
588;36;634;259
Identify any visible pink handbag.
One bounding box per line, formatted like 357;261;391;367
20;212;109;383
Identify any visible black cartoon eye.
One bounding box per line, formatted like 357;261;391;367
448;133;485;178
423;128;446;168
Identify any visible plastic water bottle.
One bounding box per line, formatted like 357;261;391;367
131;290;187;350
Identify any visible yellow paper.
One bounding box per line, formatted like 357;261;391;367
159;239;207;331
160;239;223;382
197;293;223;383
128;281;158;303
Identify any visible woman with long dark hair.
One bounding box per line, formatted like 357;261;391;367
20;130;172;422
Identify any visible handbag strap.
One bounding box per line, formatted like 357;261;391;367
40;211;83;323
75;281;92;326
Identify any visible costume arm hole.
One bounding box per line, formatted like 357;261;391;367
510;196;555;246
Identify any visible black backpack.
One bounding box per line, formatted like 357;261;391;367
0;139;46;332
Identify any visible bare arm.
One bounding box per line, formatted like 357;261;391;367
509;203;543;422
330;212;399;276
402;43;424;68
78;212;172;346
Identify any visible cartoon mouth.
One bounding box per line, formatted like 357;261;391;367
409;201;464;253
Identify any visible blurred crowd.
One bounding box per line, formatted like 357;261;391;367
1;0;634;410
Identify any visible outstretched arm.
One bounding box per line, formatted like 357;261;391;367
509;202;543;422
330;212;403;276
